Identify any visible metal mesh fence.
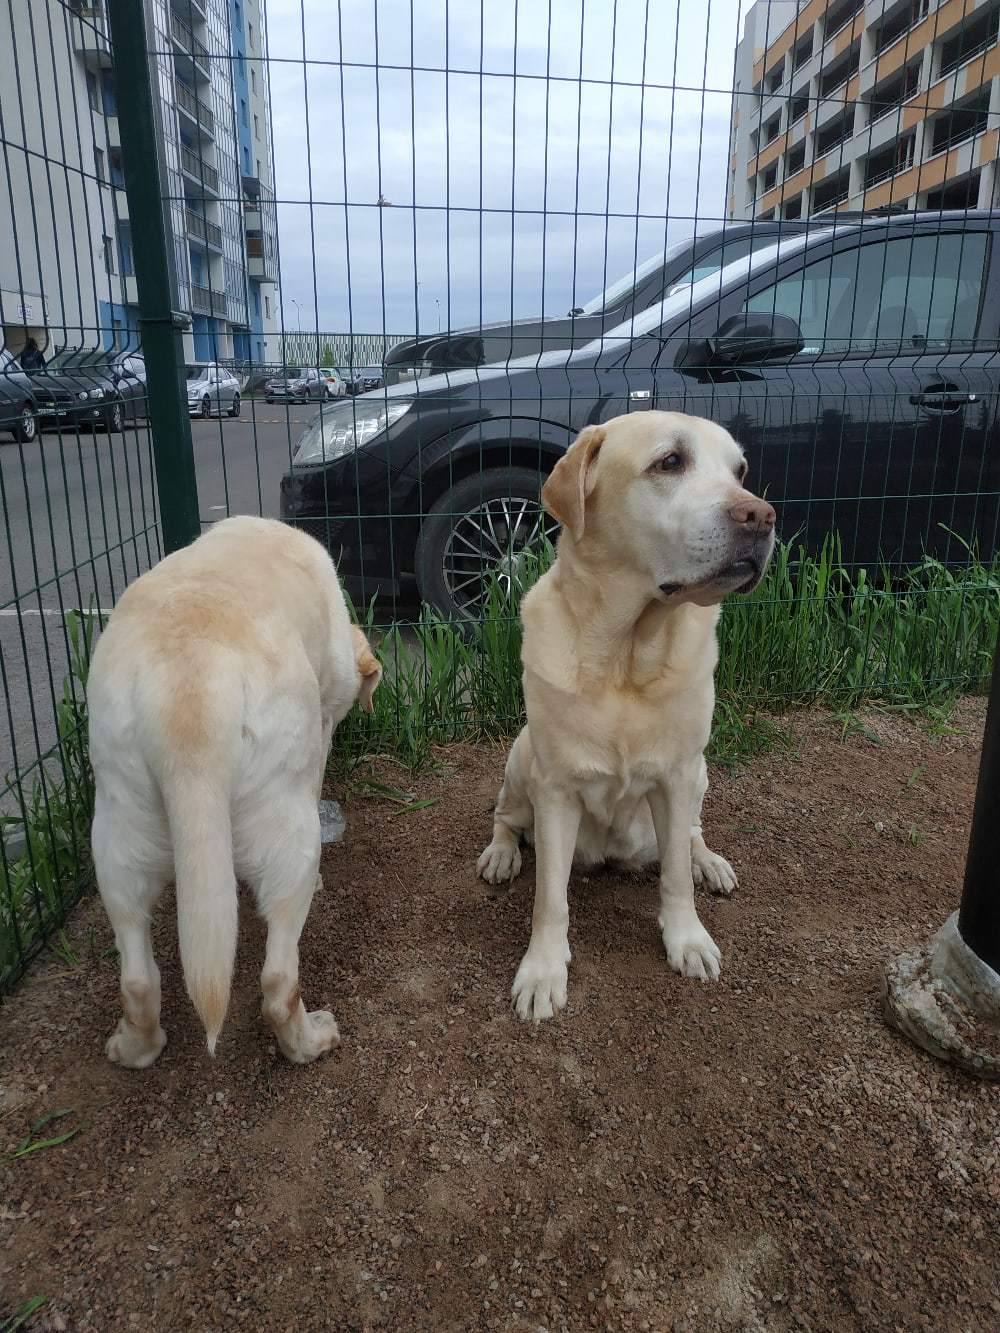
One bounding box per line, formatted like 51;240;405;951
1;0;999;992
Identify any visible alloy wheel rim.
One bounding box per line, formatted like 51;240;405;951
441;496;551;615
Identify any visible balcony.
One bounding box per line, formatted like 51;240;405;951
185;209;223;250
71;3;112;68
170;13;211;81
190;283;228;318
175;78;214;138
179;145;219;193
170;0;207;20
245;233;277;282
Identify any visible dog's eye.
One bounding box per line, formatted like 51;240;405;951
655;452;682;473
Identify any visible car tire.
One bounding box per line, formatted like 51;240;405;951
200;395;212;418
228;393;241;418
414;466;554;621
104;400;124;433
265;396;274;404
12;403;37;443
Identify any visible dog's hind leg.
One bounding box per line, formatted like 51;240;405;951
94;800;169;1069
689;756;738;897
477;730;532;885
248;796;340;1064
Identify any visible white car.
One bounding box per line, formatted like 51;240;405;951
186;364;241;418
319;367;347;399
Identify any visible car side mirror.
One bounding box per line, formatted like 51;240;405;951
708;312;804;365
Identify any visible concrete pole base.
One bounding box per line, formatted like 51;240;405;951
884;912;1000;1079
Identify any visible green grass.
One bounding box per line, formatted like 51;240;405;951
2;537;998;994
335;534;999;773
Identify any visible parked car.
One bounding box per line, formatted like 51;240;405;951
341;367;383;396
282;210;1000;620
186;363;241;418
26;347;130;432
381;215;876;385
0;348;39;443
264;366;326;403
319;367;347;399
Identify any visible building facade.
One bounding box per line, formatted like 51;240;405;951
729;0;1000;221
0;0;278;365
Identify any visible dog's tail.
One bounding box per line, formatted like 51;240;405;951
161;769;238;1056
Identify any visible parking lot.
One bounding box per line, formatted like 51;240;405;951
1;404;320;796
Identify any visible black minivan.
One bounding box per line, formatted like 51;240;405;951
282;211;1000;619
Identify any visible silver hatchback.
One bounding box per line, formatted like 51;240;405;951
186;364;241;418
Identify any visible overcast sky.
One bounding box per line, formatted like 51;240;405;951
263;0;746;337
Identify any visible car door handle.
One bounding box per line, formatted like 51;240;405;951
910;385;978;411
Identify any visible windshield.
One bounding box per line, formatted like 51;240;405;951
46;348;107;371
185;365;210;381
576;237;695;316
281;366;302;377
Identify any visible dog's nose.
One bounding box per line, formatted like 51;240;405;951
727;497;776;534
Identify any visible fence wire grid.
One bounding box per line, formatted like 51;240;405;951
1;0;999;992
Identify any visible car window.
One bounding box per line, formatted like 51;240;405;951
127;357;146;378
669;234;778;294
742;231;988;356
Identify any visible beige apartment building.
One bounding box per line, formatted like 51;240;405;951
729;0;1000;220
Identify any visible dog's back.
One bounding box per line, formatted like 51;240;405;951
88;517;370;1060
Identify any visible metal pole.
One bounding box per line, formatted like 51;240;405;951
107;0;201;554
883;631;1000;1078
957;636;1000;972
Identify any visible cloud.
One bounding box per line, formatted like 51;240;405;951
263;0;745;335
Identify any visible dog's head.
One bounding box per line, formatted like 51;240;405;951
351;625;382;712
541;411;776;603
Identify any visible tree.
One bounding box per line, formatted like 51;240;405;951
320;342;335;367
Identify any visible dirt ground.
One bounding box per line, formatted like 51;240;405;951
2;704;998;1332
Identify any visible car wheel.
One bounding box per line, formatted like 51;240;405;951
12;404;37;443
265;396;274;404
228;393;241;418
105;400;124;433
200;395;212;418
414;466;555;621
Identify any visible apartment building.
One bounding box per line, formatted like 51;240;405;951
0;0;278;365
729;0;1000;220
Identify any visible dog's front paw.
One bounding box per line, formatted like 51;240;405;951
660;910;721;981
511;945;569;1022
477;837;522;885
691;843;738;897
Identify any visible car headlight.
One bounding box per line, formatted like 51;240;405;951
90;388;105;400
293;400;412;466
77;390;88;400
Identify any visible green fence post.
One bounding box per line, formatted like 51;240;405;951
107;0;201;553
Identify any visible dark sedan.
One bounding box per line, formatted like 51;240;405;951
27;348;145;432
284;210;1000;620
0;349;40;443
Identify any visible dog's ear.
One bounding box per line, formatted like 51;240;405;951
541;425;606;542
351;626;382;712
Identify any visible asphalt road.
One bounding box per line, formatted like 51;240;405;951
1;403;320;804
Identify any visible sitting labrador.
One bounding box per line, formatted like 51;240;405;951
88;516;381;1066
477;411;775;1021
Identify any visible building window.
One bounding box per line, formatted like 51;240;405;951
265;294;271;318
764;113;781;145
256;156;262;176
793;33;813;70
251;67;257;94
766;60;784;94
248;19;254;47
763;164;778;192
789;89;809;124
87;70;101;113
103;234;115;274
241;97;248;127
783;196;802;220
253;113;260;140
94;147;105;181
930;89;991;155
786;142;806;175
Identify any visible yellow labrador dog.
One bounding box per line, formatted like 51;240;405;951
88;516;381;1067
477;411;775;1021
